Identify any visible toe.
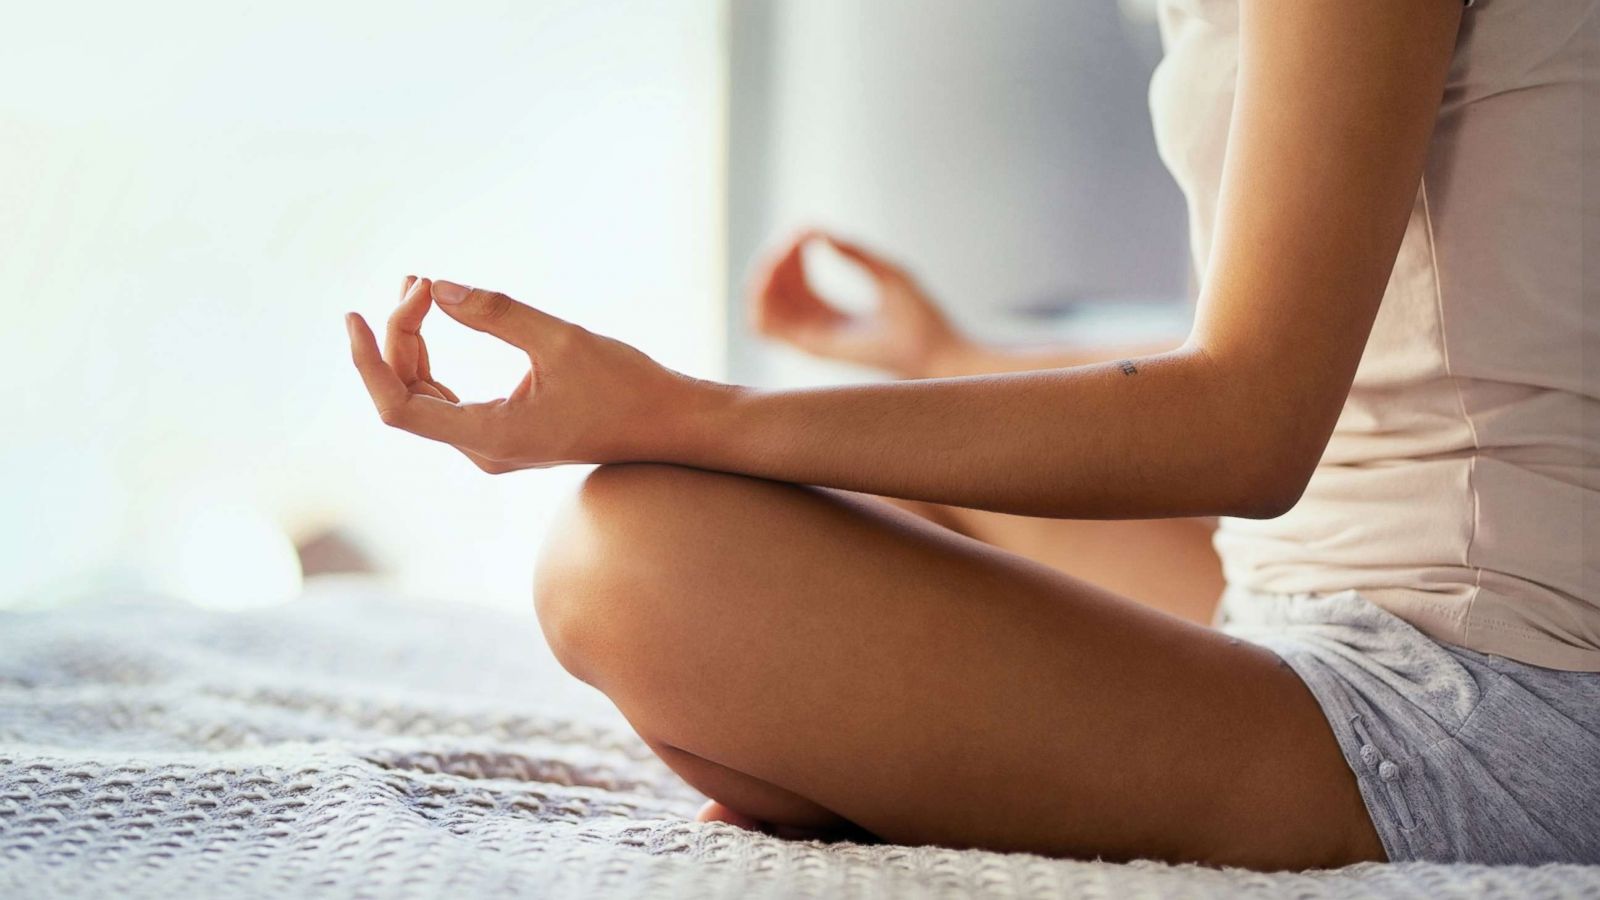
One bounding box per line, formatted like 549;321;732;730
695;800;767;831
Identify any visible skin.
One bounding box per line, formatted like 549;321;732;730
751;228;1226;624
346;0;1464;870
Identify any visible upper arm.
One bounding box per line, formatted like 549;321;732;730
1189;0;1463;507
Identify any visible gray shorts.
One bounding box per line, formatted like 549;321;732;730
1218;588;1600;864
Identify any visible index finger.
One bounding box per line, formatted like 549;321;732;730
346;312;494;449
747;236;808;308
385;276;432;385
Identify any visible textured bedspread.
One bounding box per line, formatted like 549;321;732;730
2;581;1595;899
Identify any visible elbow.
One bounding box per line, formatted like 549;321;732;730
1181;345;1336;519
1219;447;1316;520
1150;344;1340;519
1225;479;1306;520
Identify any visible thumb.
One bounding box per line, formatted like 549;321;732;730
431;279;565;351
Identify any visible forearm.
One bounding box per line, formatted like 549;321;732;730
666;348;1303;520
354;4;1451;516
916;336;1185;379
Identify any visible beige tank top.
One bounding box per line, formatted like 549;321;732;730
1150;0;1600;670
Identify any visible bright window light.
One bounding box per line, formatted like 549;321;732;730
1;0;724;609
149;499;304;611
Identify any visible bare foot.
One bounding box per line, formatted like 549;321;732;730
695;800;880;844
695;800;767;831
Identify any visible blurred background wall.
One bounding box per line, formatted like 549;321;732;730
726;0;1188;386
2;0;1187;612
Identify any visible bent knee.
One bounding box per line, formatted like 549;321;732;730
533;463;738;684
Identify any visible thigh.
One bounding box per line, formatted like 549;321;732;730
540;464;1380;869
891;498;1225;624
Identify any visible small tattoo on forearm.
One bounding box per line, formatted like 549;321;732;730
1118;360;1138;376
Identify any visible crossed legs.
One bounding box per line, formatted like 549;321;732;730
533;464;1382;869
885;499;1226;625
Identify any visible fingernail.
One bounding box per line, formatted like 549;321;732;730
432;280;468;305
344;312;358;334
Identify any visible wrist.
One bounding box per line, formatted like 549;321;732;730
641;375;750;467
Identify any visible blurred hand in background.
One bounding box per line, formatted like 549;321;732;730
748;231;969;379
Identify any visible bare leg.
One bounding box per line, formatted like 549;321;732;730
891;500;1226;624
644;738;840;830
535;464;1382;870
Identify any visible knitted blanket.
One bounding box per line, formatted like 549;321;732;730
2;581;1594;899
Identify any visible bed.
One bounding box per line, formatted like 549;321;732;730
2;579;1594;899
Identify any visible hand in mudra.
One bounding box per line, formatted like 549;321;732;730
749;230;966;378
345;276;702;471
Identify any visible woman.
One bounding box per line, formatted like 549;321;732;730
345;0;1599;870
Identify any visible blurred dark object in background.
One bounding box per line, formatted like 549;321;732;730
296;527;379;577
